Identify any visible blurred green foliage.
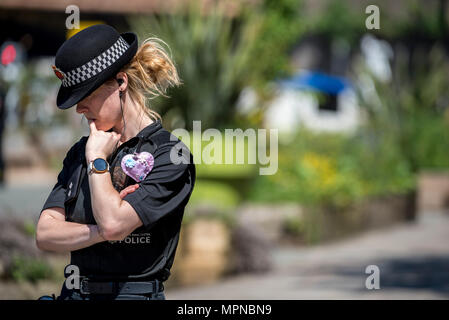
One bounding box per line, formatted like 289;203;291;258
174;130;258;179
354;45;449;173
2;60;70;166
381;0;449;40
188;180;240;212
22;219;36;237
178;131;258;213
128;0;305;130
129;3;260;130
249;41;449;209
8;255;54;284
304;0;449;42
6;62;66;129
248;128;415;209
245;1;449;210
247;0;306;84
304;0;365;45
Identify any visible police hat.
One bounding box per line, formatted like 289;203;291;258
52;24;138;109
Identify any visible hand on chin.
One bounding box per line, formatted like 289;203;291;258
93;121;113;133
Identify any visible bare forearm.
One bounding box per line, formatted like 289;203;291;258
88;171;124;237
36;218;105;253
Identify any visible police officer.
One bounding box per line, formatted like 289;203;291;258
36;25;195;300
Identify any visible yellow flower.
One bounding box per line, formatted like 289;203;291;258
301;152;337;188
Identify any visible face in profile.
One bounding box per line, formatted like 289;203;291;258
75;82;122;131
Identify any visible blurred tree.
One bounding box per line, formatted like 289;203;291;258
381;0;449;41
354;45;449;173
128;0;305;130
248;0;306;85
129;2;260;130
300;0;449;174
303;0;365;46
4;60;67;167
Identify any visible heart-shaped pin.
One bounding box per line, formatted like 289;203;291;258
121;151;154;182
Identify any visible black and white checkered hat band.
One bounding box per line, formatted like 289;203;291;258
61;37;130;87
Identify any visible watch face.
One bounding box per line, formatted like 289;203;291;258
93;158;108;171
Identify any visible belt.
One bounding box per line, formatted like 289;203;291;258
79;278;163;295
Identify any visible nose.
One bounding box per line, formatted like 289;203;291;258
76;103;88;114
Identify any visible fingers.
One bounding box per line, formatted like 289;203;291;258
89;120;121;141
119;184;139;199
88;120;97;133
112;131;122;140
119;186;137;199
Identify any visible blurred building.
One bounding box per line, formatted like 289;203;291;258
265;71;359;133
262;30;360;134
0;1;136;58
0;0;249;55
262;32;396;134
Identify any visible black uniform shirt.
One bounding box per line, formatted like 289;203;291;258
40;120;195;281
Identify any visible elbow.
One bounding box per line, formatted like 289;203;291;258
36;238;50;252
35;234;43;251
35;229;49;251
98;223;126;241
35;218;59;252
35;220;46;251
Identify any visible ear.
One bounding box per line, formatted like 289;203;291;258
116;72;128;84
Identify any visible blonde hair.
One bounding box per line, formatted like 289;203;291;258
109;37;181;122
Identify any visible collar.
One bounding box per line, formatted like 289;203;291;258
104;120;162;164
134;119;162;140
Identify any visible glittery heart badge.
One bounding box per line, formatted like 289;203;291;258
121;152;154;182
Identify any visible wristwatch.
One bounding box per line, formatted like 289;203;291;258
88;158;110;175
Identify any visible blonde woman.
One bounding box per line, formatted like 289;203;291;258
36;24;195;300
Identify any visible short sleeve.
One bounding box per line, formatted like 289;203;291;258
123;142;195;229
39;141;79;217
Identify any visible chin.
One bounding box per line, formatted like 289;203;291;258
95;122;112;132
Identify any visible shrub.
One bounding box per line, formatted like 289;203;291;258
188;180;240;210
248;128;415;208
8;255;54;284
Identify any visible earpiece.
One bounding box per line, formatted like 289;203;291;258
117;78;126;137
117;78;124;98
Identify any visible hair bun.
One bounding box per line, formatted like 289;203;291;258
128;38;180;97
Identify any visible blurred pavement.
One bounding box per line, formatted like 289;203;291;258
0;168;56;219
167;211;449;299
